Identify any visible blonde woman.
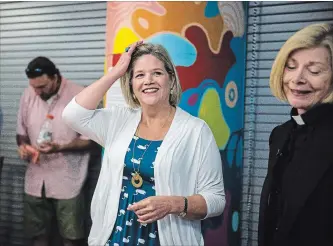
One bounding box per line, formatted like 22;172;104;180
62;42;225;246
259;23;333;246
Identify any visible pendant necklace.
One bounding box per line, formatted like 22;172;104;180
131;107;172;188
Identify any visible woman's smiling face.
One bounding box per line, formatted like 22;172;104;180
131;54;172;108
283;46;332;114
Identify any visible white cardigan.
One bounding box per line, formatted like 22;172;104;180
62;98;225;246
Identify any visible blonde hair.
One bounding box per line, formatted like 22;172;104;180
270;23;333;103
120;43;182;108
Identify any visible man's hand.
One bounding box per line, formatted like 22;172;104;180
38;142;61;154
18;144;31;160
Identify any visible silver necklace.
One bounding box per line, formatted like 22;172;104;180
131;107;172;188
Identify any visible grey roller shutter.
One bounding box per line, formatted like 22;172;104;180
242;1;333;246
0;2;107;245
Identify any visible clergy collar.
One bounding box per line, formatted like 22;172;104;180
291;103;333;126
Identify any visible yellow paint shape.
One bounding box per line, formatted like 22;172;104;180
199;89;230;150
113;27;140;54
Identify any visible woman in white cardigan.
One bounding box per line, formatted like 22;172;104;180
62;41;225;246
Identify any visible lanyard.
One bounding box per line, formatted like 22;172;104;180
45;94;59;118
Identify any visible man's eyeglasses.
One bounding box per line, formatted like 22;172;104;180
25;68;44;77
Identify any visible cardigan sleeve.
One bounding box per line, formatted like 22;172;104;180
196;123;226;219
62;97;121;148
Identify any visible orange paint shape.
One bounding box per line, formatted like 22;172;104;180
131;2;225;53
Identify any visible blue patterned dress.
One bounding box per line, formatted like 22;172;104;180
106;135;161;246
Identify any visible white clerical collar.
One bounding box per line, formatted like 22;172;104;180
292;115;305;125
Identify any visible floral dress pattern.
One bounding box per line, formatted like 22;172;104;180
106;135;162;246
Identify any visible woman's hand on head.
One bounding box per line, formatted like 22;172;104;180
127;196;173;224
111;40;144;78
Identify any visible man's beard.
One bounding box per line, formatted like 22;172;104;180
40;80;61;101
40;93;53;101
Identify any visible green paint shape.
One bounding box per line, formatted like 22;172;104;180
199;88;230;150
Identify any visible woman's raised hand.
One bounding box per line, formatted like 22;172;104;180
112;40;144;78
69;42;144;110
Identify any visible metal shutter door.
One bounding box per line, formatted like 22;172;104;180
0;2;106;245
241;1;333;246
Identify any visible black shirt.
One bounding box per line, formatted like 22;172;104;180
264;104;329;245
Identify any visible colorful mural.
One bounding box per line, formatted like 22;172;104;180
105;2;247;245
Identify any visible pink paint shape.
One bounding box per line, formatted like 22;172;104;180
188;93;198;106
106;2;165;58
